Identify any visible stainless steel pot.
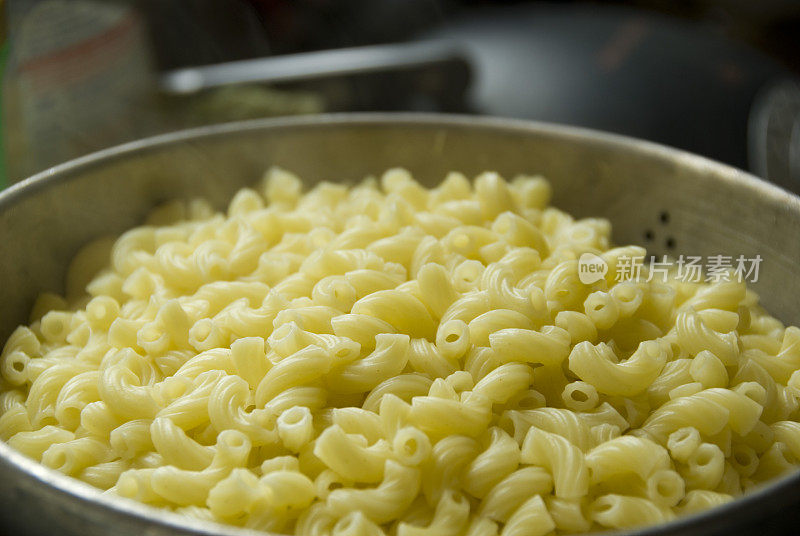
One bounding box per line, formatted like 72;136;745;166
1;114;799;535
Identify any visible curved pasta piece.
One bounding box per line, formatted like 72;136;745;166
585;436;670;483
500;495;555;536
174;348;234;380
98;350;159;421
771;421;800;459
326;460;421;524
639;388;762;442
409;392;492;438
472;363;532;405
502;408;593;451
326;334;411;394
545;496;592;533
206;468;268;519
148;430;251;506
209;374;277;445
590;494;673;529
417;263;460;319
150;417;214;470
156;370;225;430
520;428;589;499
568;339;669;397
255;346;332;406
468;310;533;348
331;511;386;536
440;291;491;325
259;469;316;509
407;338;457;380
42;437;111;476
397;489;470;536
331;314;396;354
675;309;740;366
314;424;391;483
54;370;100;430
680;279;746;313
362;374;433;413
422;435;480;503
488;327;570;367
109;420;153;460
679;490;733;515
463;427;521;498
351;291;436;340
479;467;553;523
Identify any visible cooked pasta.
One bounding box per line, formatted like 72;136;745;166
2;167;799;534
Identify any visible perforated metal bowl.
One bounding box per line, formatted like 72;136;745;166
1;114;798;535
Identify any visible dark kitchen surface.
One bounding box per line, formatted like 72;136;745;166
424;4;785;171
4;0;799;188
138;0;800;188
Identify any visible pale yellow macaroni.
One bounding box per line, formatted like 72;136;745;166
1;167;799;534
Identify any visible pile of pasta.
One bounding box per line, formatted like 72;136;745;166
2;168;800;535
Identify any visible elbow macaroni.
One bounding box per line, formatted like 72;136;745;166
1;168;799;534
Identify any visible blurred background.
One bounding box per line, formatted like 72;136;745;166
2;0;799;191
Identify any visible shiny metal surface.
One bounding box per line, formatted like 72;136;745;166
1;114;799;535
160;40;467;94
